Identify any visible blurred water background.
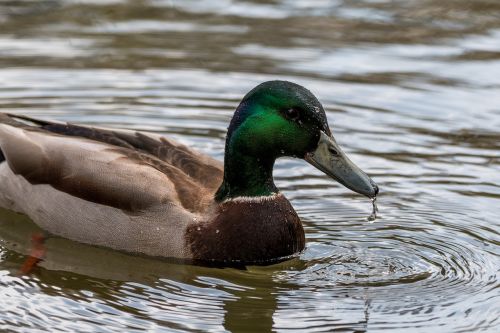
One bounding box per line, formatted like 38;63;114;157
0;0;499;332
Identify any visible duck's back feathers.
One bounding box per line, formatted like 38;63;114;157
0;113;223;212
35;119;223;190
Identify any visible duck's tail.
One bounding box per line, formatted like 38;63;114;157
0;112;57;127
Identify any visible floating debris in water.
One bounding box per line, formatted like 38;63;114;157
368;197;379;222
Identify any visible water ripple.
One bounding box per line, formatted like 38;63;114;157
1;0;499;332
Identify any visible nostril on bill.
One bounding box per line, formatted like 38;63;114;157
328;147;338;156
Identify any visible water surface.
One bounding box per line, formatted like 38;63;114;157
0;0;499;332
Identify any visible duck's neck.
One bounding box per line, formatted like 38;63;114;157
215;137;277;202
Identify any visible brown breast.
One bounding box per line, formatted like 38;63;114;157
185;194;305;264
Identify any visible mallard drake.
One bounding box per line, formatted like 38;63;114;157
0;81;378;264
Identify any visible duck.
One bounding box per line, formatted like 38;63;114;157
0;81;378;265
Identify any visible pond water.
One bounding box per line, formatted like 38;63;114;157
0;0;499;332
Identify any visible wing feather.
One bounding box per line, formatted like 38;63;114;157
0;113;220;212
4;113;223;190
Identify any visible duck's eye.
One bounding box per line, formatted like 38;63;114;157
285;108;300;121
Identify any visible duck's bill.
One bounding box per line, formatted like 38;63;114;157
305;131;378;198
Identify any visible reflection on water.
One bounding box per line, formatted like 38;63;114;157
0;0;499;332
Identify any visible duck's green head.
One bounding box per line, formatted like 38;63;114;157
215;80;378;201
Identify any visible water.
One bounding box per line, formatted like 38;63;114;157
368;197;378;222
0;0;499;331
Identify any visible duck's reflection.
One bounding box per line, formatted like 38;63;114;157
223;289;276;332
0;208;282;331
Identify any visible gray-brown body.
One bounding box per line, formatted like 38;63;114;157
0;114;304;263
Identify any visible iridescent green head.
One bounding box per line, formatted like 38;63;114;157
215;80;378;201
